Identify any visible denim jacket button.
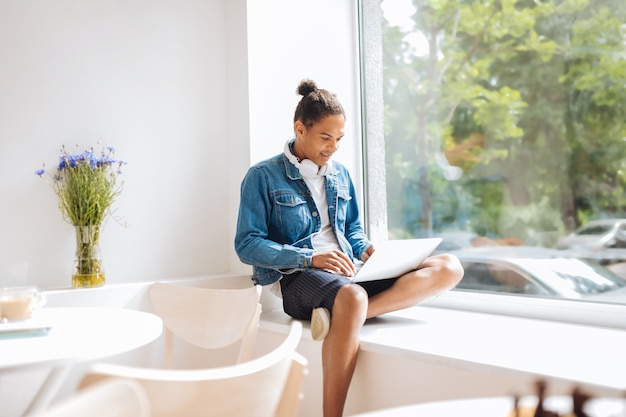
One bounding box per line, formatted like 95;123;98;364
312;211;318;217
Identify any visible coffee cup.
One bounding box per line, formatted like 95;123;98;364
0;286;46;322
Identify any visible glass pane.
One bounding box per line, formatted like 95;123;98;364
364;0;626;305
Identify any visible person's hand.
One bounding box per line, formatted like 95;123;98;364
361;245;375;262
312;249;357;277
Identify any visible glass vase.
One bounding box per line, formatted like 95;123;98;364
72;225;105;288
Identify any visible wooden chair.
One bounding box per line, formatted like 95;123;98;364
148;280;262;367
79;321;308;417
38;378;151;417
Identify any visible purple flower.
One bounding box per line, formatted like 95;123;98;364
36;142;126;226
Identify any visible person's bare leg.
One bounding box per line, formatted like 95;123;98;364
321;253;462;416
367;253;463;318
322;284;368;417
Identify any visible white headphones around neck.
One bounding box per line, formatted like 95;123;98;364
284;140;330;178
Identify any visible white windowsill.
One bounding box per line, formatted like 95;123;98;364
428;290;626;330
260;298;626;395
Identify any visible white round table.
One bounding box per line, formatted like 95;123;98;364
0;307;163;416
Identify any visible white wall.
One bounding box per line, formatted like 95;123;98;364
0;0;232;288
0;0;360;289
246;0;361;174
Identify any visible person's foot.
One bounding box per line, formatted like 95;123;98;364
311;307;330;341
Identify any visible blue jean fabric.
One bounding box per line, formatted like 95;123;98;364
235;149;371;286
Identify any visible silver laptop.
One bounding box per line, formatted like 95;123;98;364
352;238;442;283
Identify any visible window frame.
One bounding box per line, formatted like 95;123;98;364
357;0;626;330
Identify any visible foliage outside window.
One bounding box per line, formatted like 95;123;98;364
361;0;626;305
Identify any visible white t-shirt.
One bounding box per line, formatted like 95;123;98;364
270;173;340;298
303;175;341;252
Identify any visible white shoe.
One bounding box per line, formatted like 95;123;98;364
311;307;331;341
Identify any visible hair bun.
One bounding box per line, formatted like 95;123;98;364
297;79;318;97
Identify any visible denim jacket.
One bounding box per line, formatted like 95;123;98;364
234;149;371;286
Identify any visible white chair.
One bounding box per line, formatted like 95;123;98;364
148;280;262;367
79;321;308;417
37;378;151;417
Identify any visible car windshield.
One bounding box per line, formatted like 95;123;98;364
577;225;613;236
514;257;626;295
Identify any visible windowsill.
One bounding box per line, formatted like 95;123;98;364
428;290;626;330
260;300;626;394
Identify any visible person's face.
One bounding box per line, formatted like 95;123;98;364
293;114;345;167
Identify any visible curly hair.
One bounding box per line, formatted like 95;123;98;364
293;79;345;128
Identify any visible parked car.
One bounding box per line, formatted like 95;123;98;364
557;218;626;250
449;246;626;303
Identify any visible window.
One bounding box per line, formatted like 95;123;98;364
358;0;626;323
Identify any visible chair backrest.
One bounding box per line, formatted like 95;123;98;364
149;280;262;366
80;321;307;417
39;378;151;417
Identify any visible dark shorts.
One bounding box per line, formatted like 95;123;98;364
279;268;397;320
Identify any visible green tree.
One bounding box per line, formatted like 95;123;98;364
382;0;626;242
